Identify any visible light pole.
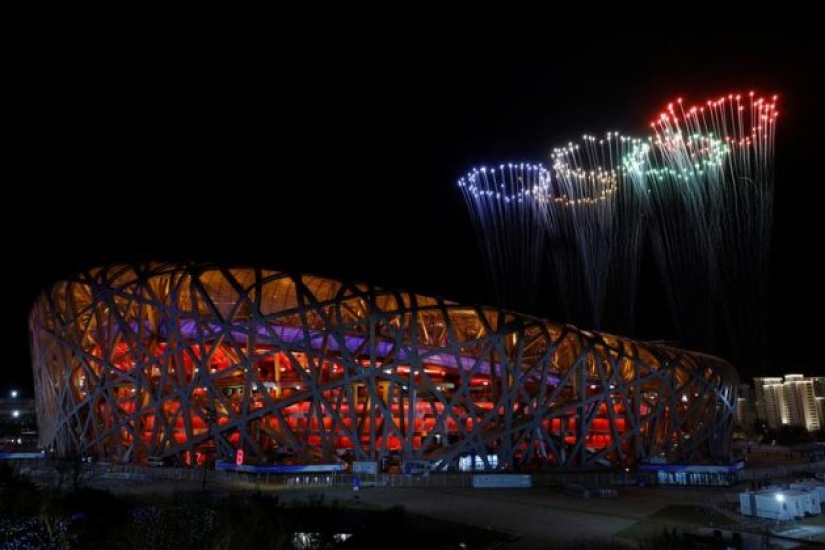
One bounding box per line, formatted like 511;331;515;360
201;406;215;492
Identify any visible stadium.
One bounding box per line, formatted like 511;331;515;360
29;263;738;472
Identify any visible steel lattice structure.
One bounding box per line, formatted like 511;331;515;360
29;263;738;470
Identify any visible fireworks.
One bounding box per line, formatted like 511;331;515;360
458;92;777;371
546;133;634;330
457;163;549;311
642;93;778;370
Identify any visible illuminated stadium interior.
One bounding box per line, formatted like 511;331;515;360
29;263;738;471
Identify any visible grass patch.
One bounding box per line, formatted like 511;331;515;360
615;504;736;542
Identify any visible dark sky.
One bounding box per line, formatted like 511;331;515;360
6;11;823;396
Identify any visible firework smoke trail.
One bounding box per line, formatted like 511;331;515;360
457;163;550;310
610;135;650;334
632;113;729;350
549;132;640;330
456;91;776;373
457;134;648;332
702;93;776;373
644;93;777;371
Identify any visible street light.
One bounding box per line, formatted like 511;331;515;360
10;390;17;398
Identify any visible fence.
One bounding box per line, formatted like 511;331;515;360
3;459;656;490
6;457;823;493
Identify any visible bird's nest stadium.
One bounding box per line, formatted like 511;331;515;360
29;263;738;471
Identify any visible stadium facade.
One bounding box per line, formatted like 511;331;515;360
29;263;738;471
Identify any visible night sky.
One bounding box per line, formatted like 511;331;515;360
6;12;822;397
